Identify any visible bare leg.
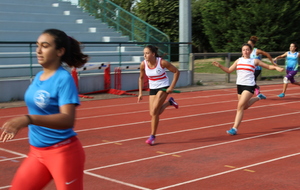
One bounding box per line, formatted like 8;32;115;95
159;101;171;115
282;83;288;94
292;82;300;86
232;91;258;130
148;92;169;135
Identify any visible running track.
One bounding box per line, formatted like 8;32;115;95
1;84;300;190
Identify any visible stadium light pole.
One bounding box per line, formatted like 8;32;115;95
179;0;191;70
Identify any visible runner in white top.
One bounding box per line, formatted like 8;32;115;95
138;45;180;145
212;43;283;135
144;57;170;89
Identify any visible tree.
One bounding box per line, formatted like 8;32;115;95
200;0;300;52
191;0;213;52
133;0;179;42
109;0;136;12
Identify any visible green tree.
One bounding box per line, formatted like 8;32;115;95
133;0;179;42
200;0;300;52
109;0;136;12
192;0;212;52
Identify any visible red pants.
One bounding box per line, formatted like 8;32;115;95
10;136;85;190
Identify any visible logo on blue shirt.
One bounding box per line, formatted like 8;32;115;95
34;90;50;109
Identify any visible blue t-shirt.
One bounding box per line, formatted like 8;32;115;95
285;51;299;71
24;66;80;147
250;48;262;70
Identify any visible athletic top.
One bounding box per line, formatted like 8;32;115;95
285;51;299;71
144;57;169;89
250;48;262;70
236;57;256;86
24;66;79;148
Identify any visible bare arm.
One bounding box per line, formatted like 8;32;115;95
162;60;180;93
212;60;237;73
1;104;76;142
274;52;288;61
255;59;284;72
137;62;145;102
256;49;277;66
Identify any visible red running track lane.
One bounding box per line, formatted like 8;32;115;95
0;84;300;190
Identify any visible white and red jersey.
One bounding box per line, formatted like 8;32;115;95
236;57;256;86
144;57;169;89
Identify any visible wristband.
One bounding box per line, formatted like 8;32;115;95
25;115;33;124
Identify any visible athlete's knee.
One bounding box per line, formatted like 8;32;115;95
150;108;159;116
283;77;289;84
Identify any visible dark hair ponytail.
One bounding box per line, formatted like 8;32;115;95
249;36;258;45
42;29;88;68
292;42;298;51
145;45;160;57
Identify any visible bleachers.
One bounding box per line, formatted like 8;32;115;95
0;0;144;78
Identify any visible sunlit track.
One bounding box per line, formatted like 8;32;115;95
84;127;300;171
74;100;300;132
156;152;300;190
0;148;27;157
0;85;299;119
3;99;300;143
82;110;300;148
84;171;152;190
2;84;300;189
2;109;300;151
0;156;25;162
0;185;10;190
1;88;300;121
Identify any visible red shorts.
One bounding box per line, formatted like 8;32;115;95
10;136;85;190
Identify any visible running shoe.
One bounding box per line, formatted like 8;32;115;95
278;93;285;98
169;97;179;109
257;93;266;99
145;135;155;145
227;128;237;135
254;86;260;95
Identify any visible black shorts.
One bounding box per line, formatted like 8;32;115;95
237;85;255;95
254;70;261;81
149;86;169;95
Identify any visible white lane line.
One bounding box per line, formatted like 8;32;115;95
77;100;300;133
78;92;236;110
0;86;297;119
82;110;300;148
77;99;238;120
0;148;27;157
0;156;24;162
84;171;152;190
156;152;300;190
0;185;11;189
3;99;300;144
85;127;300;171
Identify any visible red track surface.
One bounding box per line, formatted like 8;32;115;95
1;84;300;190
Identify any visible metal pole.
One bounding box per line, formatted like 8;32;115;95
179;0;191;70
189;53;195;85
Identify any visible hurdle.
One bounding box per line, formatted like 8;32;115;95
71;62;111;98
109;65;149;96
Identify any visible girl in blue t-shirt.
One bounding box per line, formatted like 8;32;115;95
274;43;300;98
0;29;88;190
